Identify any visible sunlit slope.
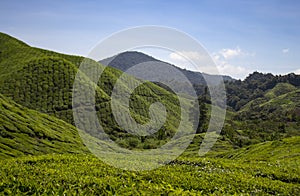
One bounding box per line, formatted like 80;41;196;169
239;86;300;121
0;142;299;195
0;32;190;149
219;136;300;162
0;93;89;158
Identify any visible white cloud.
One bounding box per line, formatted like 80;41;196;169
169;51;207;62
167;48;253;79
218;46;254;60
212;54;252;79
294;69;300;74
219;47;242;59
282;48;289;54
168;51;212;71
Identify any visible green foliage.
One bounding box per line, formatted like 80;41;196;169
219;136;300;162
238;89;300;121
226;72;300;111
0;32;300;195
0;93;88;158
265;82;297;99
0;136;299;195
0;32;190;150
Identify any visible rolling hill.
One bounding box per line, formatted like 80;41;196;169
0;93;88;158
1;32;299;153
225;71;300;111
0;32;299;195
238;84;300;122
0;32;193;151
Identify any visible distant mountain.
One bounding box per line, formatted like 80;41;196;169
99;51;235;95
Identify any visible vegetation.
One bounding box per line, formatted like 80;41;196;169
0;93;88;158
0;136;299;195
225;71;300;111
0;32;186;149
100;51;234;95
0;32;299;195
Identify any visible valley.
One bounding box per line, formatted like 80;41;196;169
0;32;299;195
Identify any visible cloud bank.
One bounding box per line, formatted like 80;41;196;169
168;47;254;79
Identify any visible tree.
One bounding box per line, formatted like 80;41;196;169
197;87;208;133
190;87;208;134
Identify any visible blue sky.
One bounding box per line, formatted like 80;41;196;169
1;0;300;79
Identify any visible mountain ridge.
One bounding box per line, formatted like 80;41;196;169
99;51;235;88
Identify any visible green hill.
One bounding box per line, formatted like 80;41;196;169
0;93;88;158
219;136;300;162
226;72;300;111
0;32;191;151
0;32;299;195
265;82;297;99
214;82;300;148
238;87;300;122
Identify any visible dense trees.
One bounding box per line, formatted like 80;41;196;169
225;72;300;111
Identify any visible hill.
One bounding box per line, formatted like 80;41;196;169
0;93;88;158
0;32;299;195
100;51;234;95
0;32;192;151
226;72;300;111
264;82;297;99
238;85;300;122
219;135;300;162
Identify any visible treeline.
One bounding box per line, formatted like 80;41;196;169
226;72;300;111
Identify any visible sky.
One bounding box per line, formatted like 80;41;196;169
0;0;300;79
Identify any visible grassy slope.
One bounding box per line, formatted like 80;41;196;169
0;32;188;150
222;83;300;147
218;136;300;162
0;93;88;158
238;87;300;122
0;32;299;194
0;136;299;195
264;82;297;99
240;83;299;112
261;89;300;109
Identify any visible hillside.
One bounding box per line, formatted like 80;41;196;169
238;85;300;122
226;72;300;111
219;135;300;162
0;93;88;158
0;32;192;151
264;82;297;99
1;32;299;153
0;32;300;195
100;51;234;95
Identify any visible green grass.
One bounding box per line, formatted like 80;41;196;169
261;89;300;109
238;88;300;121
